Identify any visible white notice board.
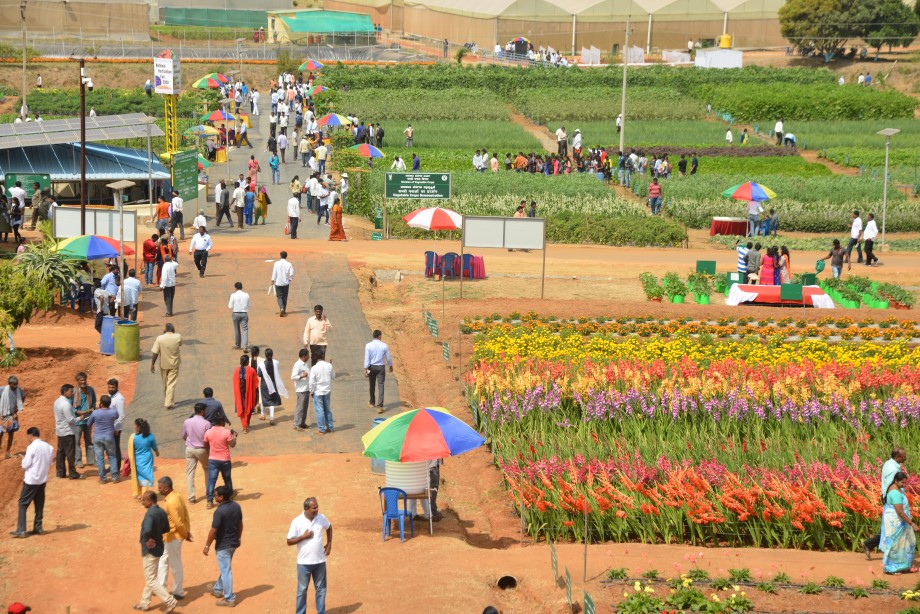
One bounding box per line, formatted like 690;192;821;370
52;207;137;242
462;216;545;250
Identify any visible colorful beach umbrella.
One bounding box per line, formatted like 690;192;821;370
299;60;324;72
308;85;329;96
350;143;385;159
722;181;776;202
402;206;461;231
512;36;530;43
197;154;212;170
201;110;238;122
54;235;135;260
361;407;485;462
191;73;230;89
316;113;351;127
184;124;220;137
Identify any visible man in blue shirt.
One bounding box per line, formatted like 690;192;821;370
100;265;119;315
412;153;420;171
363;330;393;414
200;387;232;427
86;394;120;483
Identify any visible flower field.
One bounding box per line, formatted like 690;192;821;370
465;315;920;549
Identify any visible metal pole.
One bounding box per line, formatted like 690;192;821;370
147;122;154;220
20;0;27;117
882;135;890;246
646;14;652;54
118;190;125;313
619;16;629;154
723;12;728;35
571;15;576;55
80;58;86;235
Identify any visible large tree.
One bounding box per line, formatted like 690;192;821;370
779;0;880;60
864;0;920;59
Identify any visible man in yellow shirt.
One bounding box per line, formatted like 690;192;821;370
303;305;331;366
157;476;191;600
151;324;182;410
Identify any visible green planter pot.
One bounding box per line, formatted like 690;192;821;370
871;281;879;291
695;294;711;305
671;295;685;304
840;299;859;309
871;300;890;309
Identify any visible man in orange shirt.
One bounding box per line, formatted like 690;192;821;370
156;197;171;234
513;152;527;172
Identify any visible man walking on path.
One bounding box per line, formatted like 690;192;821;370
272;252;295;316
151;323;182;410
11;427;52;538
364;330;393;414
157;476;191;601
278;133;288;164
303;305;331;365
204;419;236;508
159;254;178;316
228;282;250;350
863;447;906;558
217;181;233;228
205;485;243;608
54;384;82;480
847;210;864;264
287;194;300;240
864;213;879;266
189;226;213;278
308;348;335;434
287;497;333;614
136;491;178;613
183;403;211;503
201;388;231;427
169;190;184;240
85;395;119;483
109;378;127;471
291;349;311;431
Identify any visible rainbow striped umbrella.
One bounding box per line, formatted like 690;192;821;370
308;85;329;96
299;60;324;71
722;181;776;202
350;143;385;159
191;73;230;89
316;113;351;127
201;110;238;122
54;235;135;260
361;407;485;462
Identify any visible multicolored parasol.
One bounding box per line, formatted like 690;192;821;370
402;207;461;231
722;181;776;202
184;124;220;137
308;85;329;96
54;235;135;260
191;73;230;89
299;60;324;72
361;407;485;462
201;110;238;122
350;143;385;159
316;113;351;127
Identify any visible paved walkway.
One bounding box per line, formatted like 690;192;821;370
130;100;401;458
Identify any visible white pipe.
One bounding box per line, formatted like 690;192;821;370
646;13;652;54
571;14;576;55
723;12;728;35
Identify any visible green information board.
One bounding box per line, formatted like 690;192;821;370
4;173;51;198
427;319;439;338
371;232;383;241
385;173;451;199
442;342;450;361
171;149;199;201
583;591;595;614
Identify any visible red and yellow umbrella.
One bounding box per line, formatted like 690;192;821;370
361;407;485;462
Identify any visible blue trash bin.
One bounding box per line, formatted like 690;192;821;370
100;315;117;355
370;417;387;474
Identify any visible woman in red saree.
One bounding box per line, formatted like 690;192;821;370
328;198;347;241
233;354;259;433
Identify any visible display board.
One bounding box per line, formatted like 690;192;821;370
52;206;137;242
462;216;545;251
385;172;451;200
171;149;199;201
154;49;181;95
4;173;51;198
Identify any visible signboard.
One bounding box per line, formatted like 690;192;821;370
4;173;51;199
462;216;545;251
385;173;451;200
154;49;181;95
371;231;383;241
550;542;558;579
565;568;573;607
171;149;198;201
427;318;439;338
52;207;137;242
583;591;596;614
442;342;450;361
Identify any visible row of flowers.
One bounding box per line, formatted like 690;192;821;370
501;455;918;549
472;329;920;367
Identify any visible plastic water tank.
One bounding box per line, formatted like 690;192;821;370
100;315;117;355
384;461;428;495
719;34;733;49
115;319;140;362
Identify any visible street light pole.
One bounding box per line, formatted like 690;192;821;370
80;58;86;234
877;128;900;247
618;15;630;154
20;0;27;118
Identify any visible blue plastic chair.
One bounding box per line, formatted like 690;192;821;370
424;251;437;278
379;487;414;542
440;252;459;280
461;253;474;279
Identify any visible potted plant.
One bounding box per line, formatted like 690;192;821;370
662;272;688;304
639;272;665;302
687;272;714;305
879;283;915;310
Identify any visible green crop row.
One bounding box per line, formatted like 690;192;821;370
19;88;217;119
350;120;541;155
322;88;510;121
517;87;705;123
709;235;920;253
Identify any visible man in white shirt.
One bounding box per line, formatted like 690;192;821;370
121;268;143;321
314;144;328;175
472;150;482;172
308;350;335;433
308;174;321;213
555;125;567;156
847;209;864;264
316;181;331;226
272;251;295;317
188;226;213;278
572;129;582;153
160;254;178;316
287;193;301;241
231;181;245;229
290;348;311;431
286;497;332;611
251;88;260;116
773;119;784;145
278;133;289;164
390;156;406;171
863;212;879;266
228;282;250;350
12;426;54;537
238;120;251;148
363;330;393;414
193;211;207;231
214;183;222;220
169;190;185;240
108;378;127;471
53;384;81;479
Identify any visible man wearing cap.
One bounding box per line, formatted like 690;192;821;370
169;190;184;240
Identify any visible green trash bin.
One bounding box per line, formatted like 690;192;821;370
114;319;140;362
374;207;383;230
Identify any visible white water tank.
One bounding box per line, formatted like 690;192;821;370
385;461;428;494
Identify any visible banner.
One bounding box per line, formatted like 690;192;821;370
154;49;181;95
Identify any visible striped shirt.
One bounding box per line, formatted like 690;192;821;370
736;246;749;273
